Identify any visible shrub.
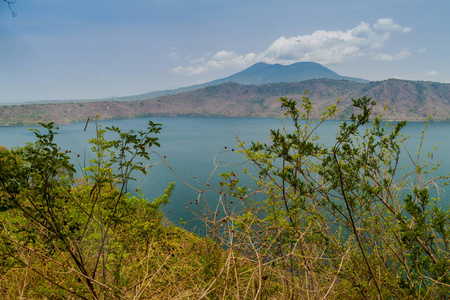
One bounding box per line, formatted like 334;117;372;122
0;119;177;299
201;93;450;299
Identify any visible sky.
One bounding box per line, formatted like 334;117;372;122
0;0;449;104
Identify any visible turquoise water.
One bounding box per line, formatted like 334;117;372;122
1;117;450;228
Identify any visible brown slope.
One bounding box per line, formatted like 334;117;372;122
351;79;450;120
1;79;450;126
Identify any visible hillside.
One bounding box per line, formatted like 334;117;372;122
75;62;368;102
1;78;450;125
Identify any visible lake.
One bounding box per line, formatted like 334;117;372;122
1;117;450;229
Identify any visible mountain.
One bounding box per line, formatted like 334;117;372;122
9;62;367;104
205;62;368;85
99;62;368;102
2;78;450;126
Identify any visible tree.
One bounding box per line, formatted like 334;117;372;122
0;118;177;299
210;93;450;298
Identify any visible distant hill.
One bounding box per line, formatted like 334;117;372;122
1;78;450;126
92;62;368;102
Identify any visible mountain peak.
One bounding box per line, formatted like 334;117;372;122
207;61;367;86
98;62;368;102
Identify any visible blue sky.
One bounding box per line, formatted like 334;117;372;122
1;0;449;103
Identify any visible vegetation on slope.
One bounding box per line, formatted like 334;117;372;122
1;95;450;299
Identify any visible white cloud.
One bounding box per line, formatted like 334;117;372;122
167;47;179;60
373;18;412;33
167;52;179;60
210;50;257;68
171;66;194;74
374;49;412;61
426;70;440;76
172;18;413;75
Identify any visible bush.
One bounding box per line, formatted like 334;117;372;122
205;93;450;298
0;119;179;299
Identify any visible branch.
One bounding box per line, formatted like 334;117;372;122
3;0;17;17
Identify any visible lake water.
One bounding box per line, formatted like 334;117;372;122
1;117;450;229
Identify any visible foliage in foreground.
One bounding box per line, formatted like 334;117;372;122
209;94;450;299
0;94;449;299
